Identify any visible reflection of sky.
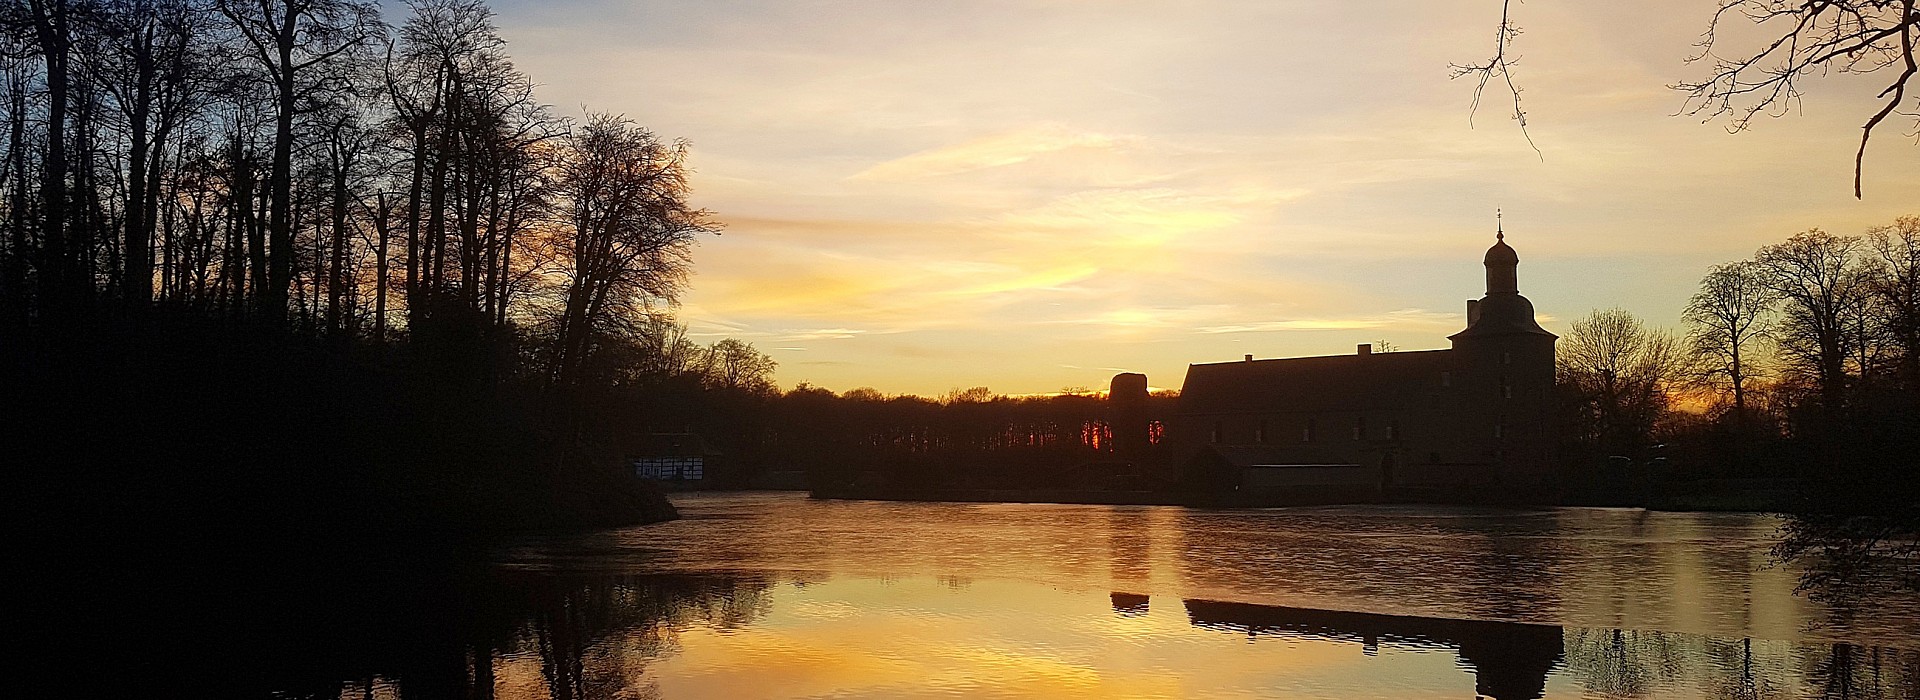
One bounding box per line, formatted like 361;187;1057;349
474;0;1920;394
500;494;1920;647
653;578;1471;699
475;574;1919;699
468;495;1920;699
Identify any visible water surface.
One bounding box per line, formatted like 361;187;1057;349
345;493;1920;698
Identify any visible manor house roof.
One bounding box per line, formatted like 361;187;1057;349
1179;349;1454;416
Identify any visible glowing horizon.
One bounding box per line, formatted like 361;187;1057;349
490;0;1919;396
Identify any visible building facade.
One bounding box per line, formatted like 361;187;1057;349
628;433;716;483
1163;232;1557;502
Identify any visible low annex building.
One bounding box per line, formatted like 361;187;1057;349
1160;231;1558;502
628;433;717;484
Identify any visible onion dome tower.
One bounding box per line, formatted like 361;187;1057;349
1451;215;1554;342
1447;213;1557;485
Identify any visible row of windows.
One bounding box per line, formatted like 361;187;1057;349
634;456;705;481
1441;370;1524;398
1212;418;1402;444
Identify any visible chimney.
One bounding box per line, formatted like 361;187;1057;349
1357;343;1372;356
1244;354;1254;362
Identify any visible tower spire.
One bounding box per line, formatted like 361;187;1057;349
1483;210;1518;294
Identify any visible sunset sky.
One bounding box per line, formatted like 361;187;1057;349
490;0;1919;396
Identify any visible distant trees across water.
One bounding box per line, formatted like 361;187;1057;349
764;385;1178;492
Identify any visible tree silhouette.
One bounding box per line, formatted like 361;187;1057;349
1684;261;1775;417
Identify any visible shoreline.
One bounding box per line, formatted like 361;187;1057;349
802;486;1791;514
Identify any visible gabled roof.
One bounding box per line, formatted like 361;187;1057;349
1178;349;1454;415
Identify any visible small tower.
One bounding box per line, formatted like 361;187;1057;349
1448;215;1557;485
1109;373;1151;469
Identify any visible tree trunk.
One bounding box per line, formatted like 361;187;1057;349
264;11;298;322
374;194;390;341
123;49;156;310
404;128;426;326
31;0;71;317
5;67;29;321
326;143;349;337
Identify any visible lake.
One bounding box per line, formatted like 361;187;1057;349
308;492;1917;699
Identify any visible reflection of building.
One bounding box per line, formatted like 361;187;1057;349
1184;599;1565;700
1152;231;1557;502
628;433;716;482
1110;592;1150;616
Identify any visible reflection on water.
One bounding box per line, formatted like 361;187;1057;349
279;493;1917;698
302;574;1916;700
1184;599;1565;699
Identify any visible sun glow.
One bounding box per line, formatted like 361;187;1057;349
493;0;1920;394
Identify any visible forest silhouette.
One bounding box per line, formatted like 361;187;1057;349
4;0;1917;694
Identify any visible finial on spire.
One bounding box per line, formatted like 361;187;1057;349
1496;208;1504;241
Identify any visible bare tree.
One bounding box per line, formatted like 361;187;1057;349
546;113;716;384
77;0;214;309
1867;215;1920;386
1754;229;1882;402
312;96;377;337
26;0;75;313
1558;308;1690;455
1684;260;1776;415
698;338;777;395
632;314;700;377
217;0;381;320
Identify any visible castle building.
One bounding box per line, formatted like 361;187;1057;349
1166;231;1557;502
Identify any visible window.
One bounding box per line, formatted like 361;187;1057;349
633;456;704;481
1494;418;1506;439
1440;371;1452;387
1210;421;1221;444
1353;417;1366;441
1387;421;1400;440
1502;384;1513;399
1257;419;1268;443
1502;351;1512;365
1302;419;1316;443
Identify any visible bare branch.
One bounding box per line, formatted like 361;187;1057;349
1452;0;1542;158
1671;0;1919;199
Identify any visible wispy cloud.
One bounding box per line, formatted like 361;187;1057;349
492;0;1920;394
778;328;871;341
853;124;1130;181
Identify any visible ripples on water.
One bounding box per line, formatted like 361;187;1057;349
314;493;1917;699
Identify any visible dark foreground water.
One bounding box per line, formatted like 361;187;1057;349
292;493;1918;698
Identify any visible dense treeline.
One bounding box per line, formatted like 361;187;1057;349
1554;215;1919;598
760;385;1177;492
0;0;717;358
0;0;796;544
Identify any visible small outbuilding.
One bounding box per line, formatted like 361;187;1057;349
627;433;719;483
